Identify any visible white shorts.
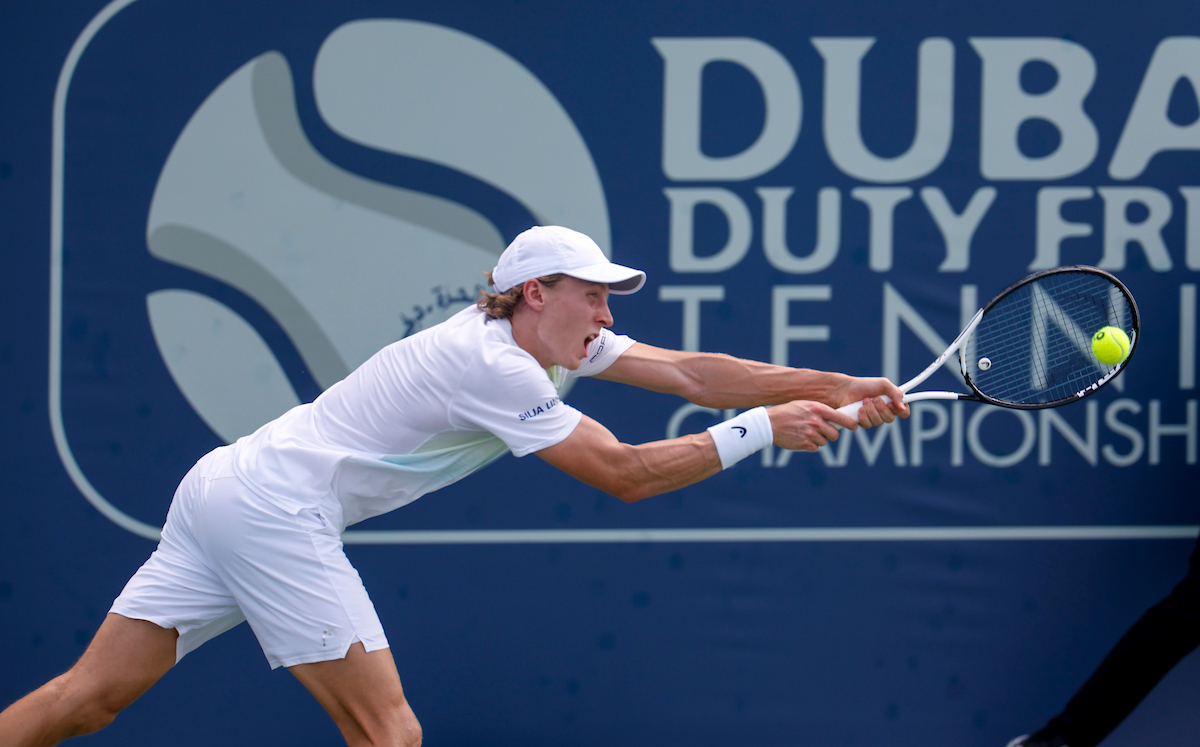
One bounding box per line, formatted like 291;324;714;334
111;446;389;669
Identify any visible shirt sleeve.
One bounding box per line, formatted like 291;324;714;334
449;345;583;458
566;329;636;380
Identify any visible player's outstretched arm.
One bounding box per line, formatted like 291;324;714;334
537;404;857;503
595;342;908;424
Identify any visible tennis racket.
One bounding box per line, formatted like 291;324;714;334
840;265;1140;418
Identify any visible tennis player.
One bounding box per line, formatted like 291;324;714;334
0;226;907;747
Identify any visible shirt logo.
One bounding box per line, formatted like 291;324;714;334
518;397;562;421
588;331;608;363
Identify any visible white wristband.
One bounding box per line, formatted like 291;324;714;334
707;407;773;470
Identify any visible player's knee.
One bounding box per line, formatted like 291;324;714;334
398;713;422;747
350;696;422;747
357;719;421;747
74;702;122;736
387;699;422;747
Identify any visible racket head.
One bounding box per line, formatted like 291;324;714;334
960;266;1139;409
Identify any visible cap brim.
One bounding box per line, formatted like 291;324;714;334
563;262;646;294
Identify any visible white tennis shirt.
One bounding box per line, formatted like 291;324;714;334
231;305;635;531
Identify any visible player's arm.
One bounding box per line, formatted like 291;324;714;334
595;342;908;424
536;402;862;503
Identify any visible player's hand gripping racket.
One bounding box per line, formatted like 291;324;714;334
840;266;1139;419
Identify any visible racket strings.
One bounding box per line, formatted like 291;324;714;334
967;272;1133;406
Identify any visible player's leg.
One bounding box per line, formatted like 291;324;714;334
289;643;422;747
0;446;254;746
193;468;408;744
0;613;177;747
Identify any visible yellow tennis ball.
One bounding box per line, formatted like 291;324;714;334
1091;326;1130;365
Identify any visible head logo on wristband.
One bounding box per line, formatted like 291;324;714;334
707;407;773;469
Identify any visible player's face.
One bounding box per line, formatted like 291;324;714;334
539;277;613;370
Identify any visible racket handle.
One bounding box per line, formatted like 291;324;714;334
837;392;961;418
836;400;868;418
902;391;962;403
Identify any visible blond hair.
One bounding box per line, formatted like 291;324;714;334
477;271;565;320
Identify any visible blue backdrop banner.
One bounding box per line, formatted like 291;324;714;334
2;1;1198;745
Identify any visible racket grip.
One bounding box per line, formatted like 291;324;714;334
836;400;867;418
836;398;897;419
901;391;962;403
837;392;960;419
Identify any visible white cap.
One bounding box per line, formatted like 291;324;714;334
491;226;646;295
